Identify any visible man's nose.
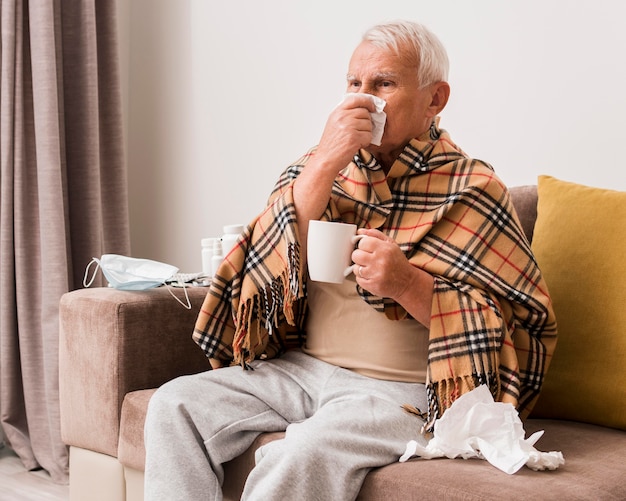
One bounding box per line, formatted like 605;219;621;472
357;86;378;96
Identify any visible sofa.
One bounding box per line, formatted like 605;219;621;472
59;178;626;500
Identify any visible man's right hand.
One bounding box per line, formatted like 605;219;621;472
292;94;376;255
314;93;376;176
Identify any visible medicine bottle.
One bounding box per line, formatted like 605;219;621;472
211;239;224;277
201;238;215;276
221;224;244;256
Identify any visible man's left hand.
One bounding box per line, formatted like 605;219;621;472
351;229;413;300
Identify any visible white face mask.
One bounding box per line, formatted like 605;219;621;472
83;254;191;309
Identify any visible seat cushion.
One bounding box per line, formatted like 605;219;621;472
118;389;155;471
119;389;626;501
357;419;626;500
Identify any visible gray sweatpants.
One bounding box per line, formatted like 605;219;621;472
144;351;427;501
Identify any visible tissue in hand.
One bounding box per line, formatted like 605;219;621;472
399;385;565;474
342;93;386;146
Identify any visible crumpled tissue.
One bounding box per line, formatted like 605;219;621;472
399;385;564;474
342;93;386;146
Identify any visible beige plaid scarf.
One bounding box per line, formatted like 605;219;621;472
193;123;557;430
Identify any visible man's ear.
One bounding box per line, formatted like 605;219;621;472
427;81;450;117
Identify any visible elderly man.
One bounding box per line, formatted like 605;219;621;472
144;20;557;501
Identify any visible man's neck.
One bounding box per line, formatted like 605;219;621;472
375;148;403;174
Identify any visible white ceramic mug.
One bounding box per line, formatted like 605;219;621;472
307;220;362;284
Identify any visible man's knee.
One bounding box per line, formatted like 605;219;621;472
147;374;201;422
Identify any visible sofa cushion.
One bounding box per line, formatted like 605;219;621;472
530;176;626;430
118;389;155;471
202;419;626;500
357;419;626;500
120;406;626;500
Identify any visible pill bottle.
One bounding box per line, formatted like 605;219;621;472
201;237;216;276
221;224;245;256
211;238;224;277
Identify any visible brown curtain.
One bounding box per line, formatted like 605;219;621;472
0;0;130;483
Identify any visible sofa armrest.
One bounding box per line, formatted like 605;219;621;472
59;286;210;457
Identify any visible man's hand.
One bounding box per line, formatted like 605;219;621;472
351;229;411;299
293;94;376;252
351;228;434;327
314;94;376;176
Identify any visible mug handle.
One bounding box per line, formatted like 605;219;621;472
343;234;366;277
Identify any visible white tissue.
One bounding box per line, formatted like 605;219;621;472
342;93;386;146
399;385;564;474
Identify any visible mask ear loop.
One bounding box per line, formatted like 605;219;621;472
164;281;192;310
83;258;101;288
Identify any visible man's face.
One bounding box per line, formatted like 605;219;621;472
347;41;437;157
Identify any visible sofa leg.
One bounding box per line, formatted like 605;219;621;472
69;446;126;501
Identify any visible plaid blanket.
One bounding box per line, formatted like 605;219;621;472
193;122;557;430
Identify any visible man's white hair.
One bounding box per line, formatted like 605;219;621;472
362;20;449;88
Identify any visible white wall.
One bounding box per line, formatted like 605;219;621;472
119;0;626;272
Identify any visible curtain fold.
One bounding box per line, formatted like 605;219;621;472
0;0;130;483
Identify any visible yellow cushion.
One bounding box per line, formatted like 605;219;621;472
530;176;626;429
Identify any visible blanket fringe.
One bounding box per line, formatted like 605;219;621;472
232;242;304;368
418;373;501;433
401;404;427;420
